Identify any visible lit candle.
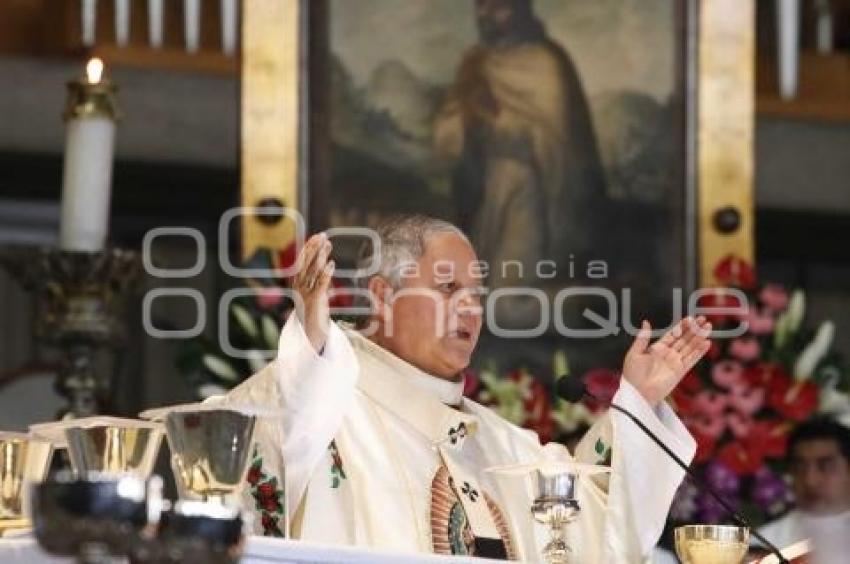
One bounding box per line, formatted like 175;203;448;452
59;58;120;252
115;0;131;46
81;0;97;46
184;0;201;53
148;0;164;48
221;0;238;56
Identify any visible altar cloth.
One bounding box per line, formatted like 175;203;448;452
0;535;509;563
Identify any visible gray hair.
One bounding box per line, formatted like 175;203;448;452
354;215;469;310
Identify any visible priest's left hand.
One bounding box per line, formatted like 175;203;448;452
622;316;712;407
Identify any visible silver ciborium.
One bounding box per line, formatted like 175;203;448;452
31;471;165;563
141;404;260;504
675;524;750;564
531;468;580;564
0;432;54;535
31;416;164;478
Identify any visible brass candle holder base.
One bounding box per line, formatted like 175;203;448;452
0;517;30;536
0;246;140;417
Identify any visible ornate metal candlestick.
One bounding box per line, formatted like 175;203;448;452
0;247;140;417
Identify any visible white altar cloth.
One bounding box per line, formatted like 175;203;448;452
0;535;507;563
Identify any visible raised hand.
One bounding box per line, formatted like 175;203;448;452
291;232;335;353
622;316;712;407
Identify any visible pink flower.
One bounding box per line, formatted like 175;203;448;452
741;307;775;335
726;411;754;439
727;383;765;416
256;287;284;309
687;414;725;440
759;284;789;312
693;391;727;417
711;360;744;389
729;337;761;362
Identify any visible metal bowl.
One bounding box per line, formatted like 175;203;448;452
142;501;244;563
30;471;163;558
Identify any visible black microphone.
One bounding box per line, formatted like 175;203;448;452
555;375;790;564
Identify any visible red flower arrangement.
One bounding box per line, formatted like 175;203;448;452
668;254;849;528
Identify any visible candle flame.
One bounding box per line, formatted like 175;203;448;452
86;58;104;84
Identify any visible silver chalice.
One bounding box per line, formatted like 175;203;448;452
531;468;580;564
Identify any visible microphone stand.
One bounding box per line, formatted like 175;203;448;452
608;402;790;564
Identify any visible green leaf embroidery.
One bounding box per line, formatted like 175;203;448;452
329;441;346;488
595;437;606;455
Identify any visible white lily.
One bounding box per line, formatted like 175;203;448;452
786;290;806;332
552;399;596;434
774;290;805;348
198;383;228;399
232;303;259;339
202;353;240;382
794;320;835;381
553;349;570;378
262;314;281;351
245;349;270;374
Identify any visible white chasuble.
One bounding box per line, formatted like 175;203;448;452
215;316;697;562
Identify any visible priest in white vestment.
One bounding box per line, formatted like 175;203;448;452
216;216;712;562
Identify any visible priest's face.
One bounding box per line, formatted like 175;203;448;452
790;438;850;514
371;232;484;380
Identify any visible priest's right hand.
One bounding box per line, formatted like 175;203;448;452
291;232;335;354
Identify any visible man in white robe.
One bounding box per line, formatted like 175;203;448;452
754;417;850;564
218;216;711;562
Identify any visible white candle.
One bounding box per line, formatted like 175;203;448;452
147;0;164;48
815;0;833;54
115;0;131;46
221;0;238;56
184;0;201;53
59;59;117;252
81;0;97;46
776;0;800;100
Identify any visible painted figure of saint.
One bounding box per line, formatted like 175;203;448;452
435;0;609;326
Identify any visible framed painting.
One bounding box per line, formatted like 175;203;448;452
304;0;698;376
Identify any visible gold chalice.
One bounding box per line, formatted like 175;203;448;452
31;416;163;478
0;431;53;535
675;525;749;564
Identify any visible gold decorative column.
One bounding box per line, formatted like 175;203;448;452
697;0;756;286
240;0;302;261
